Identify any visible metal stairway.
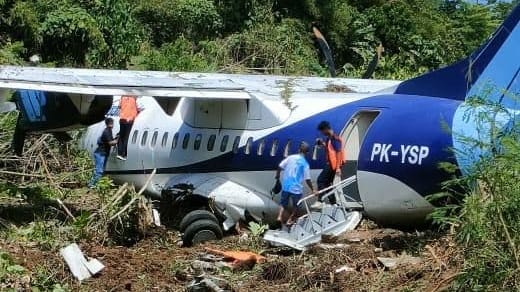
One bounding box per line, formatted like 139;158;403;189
263;176;363;251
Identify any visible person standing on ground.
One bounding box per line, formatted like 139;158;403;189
275;142;315;225
88;118;118;188
117;95;139;161
316;121;345;204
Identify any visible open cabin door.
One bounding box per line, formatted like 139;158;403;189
340;110;380;202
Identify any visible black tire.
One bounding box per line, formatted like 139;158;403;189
182;219;223;246
179;209;218;232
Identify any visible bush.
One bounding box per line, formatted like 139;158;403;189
429;94;520;290
133;37;217;72
453;135;520;290
0;41;25;65
224;18;324;75
134;0;222;46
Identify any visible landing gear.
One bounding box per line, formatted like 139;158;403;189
182;219;223;246
179;210;219;232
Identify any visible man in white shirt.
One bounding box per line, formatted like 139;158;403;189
275;142;315;225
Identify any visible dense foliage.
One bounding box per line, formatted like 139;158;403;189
0;0;517;78
427;93;520;290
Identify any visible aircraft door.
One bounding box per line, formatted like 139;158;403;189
340;110;380;202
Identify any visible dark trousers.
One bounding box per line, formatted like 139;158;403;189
317;165;336;204
117;120;133;157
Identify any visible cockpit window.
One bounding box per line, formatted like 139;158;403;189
182;133;190;149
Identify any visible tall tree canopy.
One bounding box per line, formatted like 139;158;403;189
0;0;517;79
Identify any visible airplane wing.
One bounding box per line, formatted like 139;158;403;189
0;66;251;99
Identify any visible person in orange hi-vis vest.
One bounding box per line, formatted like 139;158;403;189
117;95;139;160
316;121;345;204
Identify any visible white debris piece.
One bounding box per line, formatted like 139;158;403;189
60;243;105;281
377;257;398;269
377;254;423;270
152;208;161;226
318;243;348;249
335;266;355;273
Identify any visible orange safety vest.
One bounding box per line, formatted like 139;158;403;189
119;96;138;122
326;134;345;171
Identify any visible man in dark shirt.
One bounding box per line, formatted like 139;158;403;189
88;118;118;188
316;121;345;204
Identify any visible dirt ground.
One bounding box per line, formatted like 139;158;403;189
0;190;463;292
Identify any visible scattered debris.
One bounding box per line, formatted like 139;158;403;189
205;248;266;270
186;274;232;292
192;260;216;272
318;243;349;249
374;247;383;253
377;254;423;270
347;237;361;243
335;265;355;273
152;208;161;226
60;243;104;281
325;83;355;93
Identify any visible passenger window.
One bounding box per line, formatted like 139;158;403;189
232;136;240;154
131;130;138;144
151;131;158;147
257;139;265;156
270;139;279;156
207;134;216;151
244;137;253;155
171;133;179;150
283;139;292;157
220;135;229;152
141;131;148;147
182;133;190;149
161;132;169;147
194;134;202;150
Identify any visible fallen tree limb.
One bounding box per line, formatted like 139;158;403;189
109;169;156;221
56;198;76;222
0;170;45;178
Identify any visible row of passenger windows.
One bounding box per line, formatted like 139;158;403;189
130;130;322;159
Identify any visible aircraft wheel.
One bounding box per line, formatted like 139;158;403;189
182;219;223;246
179;209;218;232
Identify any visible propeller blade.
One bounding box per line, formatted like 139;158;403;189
313;26;336;77
362;44;384;79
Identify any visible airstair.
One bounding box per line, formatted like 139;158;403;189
263;176;363;251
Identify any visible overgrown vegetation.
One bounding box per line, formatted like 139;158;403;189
428;92;520;290
0;0;517;78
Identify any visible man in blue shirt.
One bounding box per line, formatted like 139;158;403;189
275;142;315;225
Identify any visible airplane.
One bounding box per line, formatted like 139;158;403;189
0;4;518;247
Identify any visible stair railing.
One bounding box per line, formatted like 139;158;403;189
296;175;357;233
